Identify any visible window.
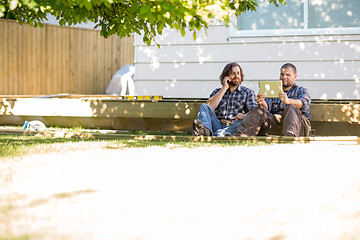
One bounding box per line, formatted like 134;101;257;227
231;0;360;36
309;0;360;28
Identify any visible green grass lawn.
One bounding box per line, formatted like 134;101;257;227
0;134;269;159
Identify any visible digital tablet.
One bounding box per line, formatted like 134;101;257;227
258;81;283;98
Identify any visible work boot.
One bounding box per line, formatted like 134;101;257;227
192;119;211;136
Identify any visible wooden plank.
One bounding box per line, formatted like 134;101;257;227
90;31;100;93
8;21;16;94
26;24;33;94
68;28;76;93
73;29;82;93
38;24;47;95
0;98;201;118
89;30;97;93
1;96;360;136
20;24;27;94
125;35;135;65
55;26;62;93
26;24;36;95
45;25;54;94
61;27;70;93
310;103;360;123
101;37;110;93
95;37;104;93
5;21;10;94
112;35;121;73
134;26;229;47
1;97;359;123
135;61;360;81
135;80;221;98
310;121;360;136
104;35;113;92
135;40;360;63
0;21;5;94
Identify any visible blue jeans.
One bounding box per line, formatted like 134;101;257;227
196;103;242;137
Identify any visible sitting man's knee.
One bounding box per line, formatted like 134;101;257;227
250;106;267;115
200;103;212;110
286;104;298;110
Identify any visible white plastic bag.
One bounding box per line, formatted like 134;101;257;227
22;120;47;131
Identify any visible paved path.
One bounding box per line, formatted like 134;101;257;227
1;142;360;240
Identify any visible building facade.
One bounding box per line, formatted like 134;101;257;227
134;0;360;99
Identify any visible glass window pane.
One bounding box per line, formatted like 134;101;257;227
237;0;304;30
309;0;360;28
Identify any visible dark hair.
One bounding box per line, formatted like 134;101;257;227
281;63;297;74
219;62;244;84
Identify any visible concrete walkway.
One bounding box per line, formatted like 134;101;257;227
1;142;360;240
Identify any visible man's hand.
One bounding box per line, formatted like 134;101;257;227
206;76;230;110
222;76;230;89
279;91;303;109
279;91;290;104
234;113;245;120
257;92;267;108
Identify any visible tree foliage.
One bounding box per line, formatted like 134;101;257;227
0;0;286;45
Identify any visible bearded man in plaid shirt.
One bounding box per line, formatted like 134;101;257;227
233;63;311;137
192;62;258;137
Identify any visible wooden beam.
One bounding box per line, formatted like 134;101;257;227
1;97;360;136
310;103;360;123
0;98;201;119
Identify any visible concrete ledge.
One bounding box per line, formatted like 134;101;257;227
1;96;360;136
1;128;359;144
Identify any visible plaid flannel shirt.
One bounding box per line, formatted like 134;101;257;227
210;85;258;121
265;84;311;119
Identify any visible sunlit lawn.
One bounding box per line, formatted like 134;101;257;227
0;134;269;159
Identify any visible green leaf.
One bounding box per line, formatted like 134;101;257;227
59;18;66;26
1;0;289;45
192;31;197;40
180;27;185;37
157;22;165;34
84;0;92;10
0;5;5;18
139;4;151;17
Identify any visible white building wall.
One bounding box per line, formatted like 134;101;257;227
134;24;360;99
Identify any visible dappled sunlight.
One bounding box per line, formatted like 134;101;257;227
0;99;15;115
309;102;360;131
238;0;304;30
341;103;360;123
89;98;199;121
195;46;214;64
3;96;360;135
310;0;360;28
164;79;178;92
140;47;160;70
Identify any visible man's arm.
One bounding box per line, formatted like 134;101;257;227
257;93;269;109
234;89;259;120
279;91;303;109
206;78;229;110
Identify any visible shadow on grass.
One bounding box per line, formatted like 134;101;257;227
0;133;271;159
0;135;198;158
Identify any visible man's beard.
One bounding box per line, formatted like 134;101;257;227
228;80;239;86
282;81;291;88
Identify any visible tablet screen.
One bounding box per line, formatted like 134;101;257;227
258;81;282;98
